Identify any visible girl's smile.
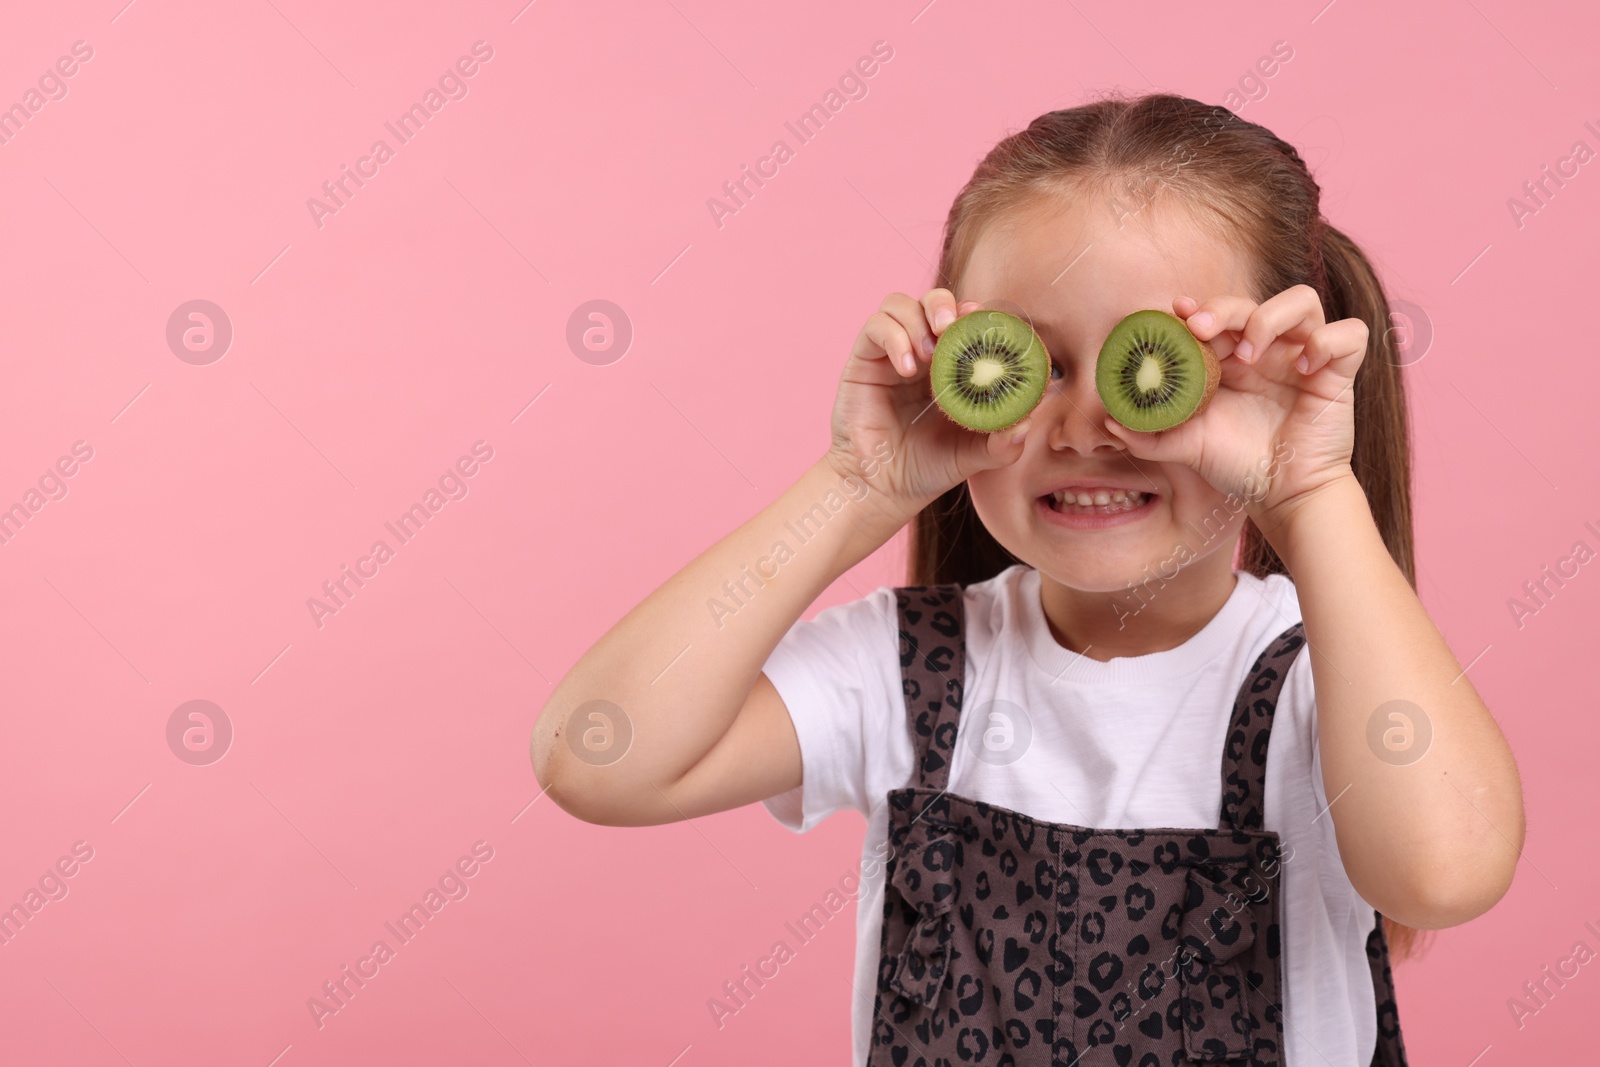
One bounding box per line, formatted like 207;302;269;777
1035;480;1158;529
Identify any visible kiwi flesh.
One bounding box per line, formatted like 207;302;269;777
1096;309;1220;432
929;310;1050;432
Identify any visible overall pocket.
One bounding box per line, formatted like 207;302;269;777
1175;858;1260;1061
884;826;959;1009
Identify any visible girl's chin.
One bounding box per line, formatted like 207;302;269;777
1032;556;1169;598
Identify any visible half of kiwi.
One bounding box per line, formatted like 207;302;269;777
1096;309;1220;432
929;309;1050;432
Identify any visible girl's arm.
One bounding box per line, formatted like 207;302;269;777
530;458;905;826
1104;284;1523;930
532;289;1035;826
1257;475;1524;929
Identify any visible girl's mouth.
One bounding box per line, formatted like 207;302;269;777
1037;487;1158;529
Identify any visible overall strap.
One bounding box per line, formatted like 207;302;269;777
1217;618;1413;1066
1217;620;1306;832
1366;915;1411;1066
892;584;967;793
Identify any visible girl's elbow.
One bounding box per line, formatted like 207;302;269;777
1407;877;1515;930
1415;802;1525;926
533;752;635;826
530;723;671;828
531;711;607;825
1379;851;1519;930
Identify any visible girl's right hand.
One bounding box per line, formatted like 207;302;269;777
825;289;1037;519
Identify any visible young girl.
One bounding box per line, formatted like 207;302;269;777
532;92;1524;1066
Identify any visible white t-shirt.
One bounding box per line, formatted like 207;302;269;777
761;563;1378;1067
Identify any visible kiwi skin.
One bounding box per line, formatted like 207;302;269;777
929;309;1050;433
1184;334;1222;421
1097;309;1221;433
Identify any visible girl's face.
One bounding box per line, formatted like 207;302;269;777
961;189;1260;595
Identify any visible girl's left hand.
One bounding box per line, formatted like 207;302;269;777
1099;284;1367;523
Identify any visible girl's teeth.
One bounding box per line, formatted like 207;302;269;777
1051;489;1148;511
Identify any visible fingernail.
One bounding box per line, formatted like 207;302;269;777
1008;419;1032;443
1236;339;1254;361
1190;311;1213;332
903;352;917;374
922;335;936;356
933;307;956;330
1297;354;1310;373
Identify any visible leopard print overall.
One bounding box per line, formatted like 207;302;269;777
867;584;1409;1067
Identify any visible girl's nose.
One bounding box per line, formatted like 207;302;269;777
1042;366;1126;455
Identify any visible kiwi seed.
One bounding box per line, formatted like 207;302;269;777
1095;309;1220;432
929;309;1050;433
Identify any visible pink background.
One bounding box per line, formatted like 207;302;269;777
0;0;1593;1063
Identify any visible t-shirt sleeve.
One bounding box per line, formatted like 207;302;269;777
1289;642;1372;910
1295;643;1335;820
758;583;901;834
